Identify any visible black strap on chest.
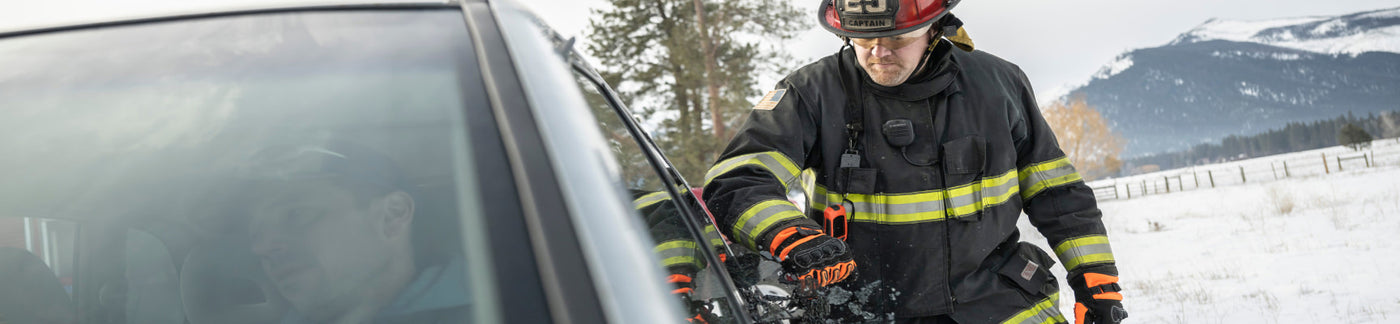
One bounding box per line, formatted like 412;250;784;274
835;44;864;169
823;44;866;242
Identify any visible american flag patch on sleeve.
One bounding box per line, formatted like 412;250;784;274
752;89;787;111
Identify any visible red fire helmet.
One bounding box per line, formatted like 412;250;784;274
819;0;960;38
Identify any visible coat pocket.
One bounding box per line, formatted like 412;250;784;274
941;135;985;175
996;242;1058;297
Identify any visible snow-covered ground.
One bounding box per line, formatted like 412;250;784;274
1020;153;1400;323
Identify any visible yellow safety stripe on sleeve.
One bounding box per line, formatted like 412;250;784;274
704;152;802;191
632;191;672;209
654;240;702;269
1000;292;1066;324
702;224;726;248
808;169;1020;225
1019;157;1083;201
732;199;805;249
1053;235;1115;271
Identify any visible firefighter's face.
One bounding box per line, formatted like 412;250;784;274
248;179;414;316
852;27;932;87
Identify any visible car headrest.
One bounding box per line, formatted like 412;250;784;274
179;243;288;324
0;247;76;324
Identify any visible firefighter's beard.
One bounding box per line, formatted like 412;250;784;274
861;57;916;87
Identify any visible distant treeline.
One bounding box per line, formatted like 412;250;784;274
1126;111;1400;172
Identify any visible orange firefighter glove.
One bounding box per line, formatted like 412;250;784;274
1070;270;1128;324
668;273;720;323
767;226;856;287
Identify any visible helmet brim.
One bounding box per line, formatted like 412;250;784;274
818;1;949;39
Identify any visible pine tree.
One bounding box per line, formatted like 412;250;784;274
1337;123;1373;151
585;0;808;182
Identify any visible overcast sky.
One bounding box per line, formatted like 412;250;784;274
3;0;1396;102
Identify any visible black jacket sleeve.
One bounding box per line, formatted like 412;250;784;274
1007;67;1119;276
702;85;823;254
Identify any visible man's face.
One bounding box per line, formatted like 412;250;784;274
248;180;401;314
852;27;933;87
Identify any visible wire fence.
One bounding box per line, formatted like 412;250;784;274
1088;137;1400;201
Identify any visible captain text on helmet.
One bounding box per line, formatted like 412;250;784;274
701;0;1129;323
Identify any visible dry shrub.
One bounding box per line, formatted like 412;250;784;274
1148;220;1166;232
1267;186;1295;214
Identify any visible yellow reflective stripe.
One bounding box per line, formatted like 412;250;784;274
702;225;726;248
654;240;698;252
1019;157;1083;200
660;256;701;269
655;240;701;269
1054;235;1115;271
632;191;672;209
732;199;805;249
1000;292;1066;324
704;152;802;190
809;169;1020;224
946;171;1019;218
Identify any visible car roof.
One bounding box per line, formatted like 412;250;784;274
0;0;469;38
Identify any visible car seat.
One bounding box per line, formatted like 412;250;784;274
179;243;288;324
0;247;76;324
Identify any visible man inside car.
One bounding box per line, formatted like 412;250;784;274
244;142;469;324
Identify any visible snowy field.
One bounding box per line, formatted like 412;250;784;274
1088;137;1400;200
1020;154;1400;323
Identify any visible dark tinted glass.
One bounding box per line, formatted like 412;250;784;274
571;71;749;323
0;10;487;323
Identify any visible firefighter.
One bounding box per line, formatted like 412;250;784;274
701;0;1128;323
632;190;723;323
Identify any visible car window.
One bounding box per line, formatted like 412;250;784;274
0;218;77;323
0;10;490;324
570;70;746;323
124;229;184;324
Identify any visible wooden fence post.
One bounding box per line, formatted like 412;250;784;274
1125;184;1131;199
1192;171;1200;188
1208;170;1215;188
1164;176;1170;193
1271;163;1278;180
1283;161;1290;177
1323;152;1330;174
1240;166;1247;183
1337;156;1344;172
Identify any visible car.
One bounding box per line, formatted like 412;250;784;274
0;1;815;323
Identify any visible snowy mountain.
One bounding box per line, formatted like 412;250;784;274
1062;7;1400;156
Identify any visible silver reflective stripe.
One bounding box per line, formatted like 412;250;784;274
704;152;801;190
807;169;1020;224
1020;157;1082;200
847;199;945;224
1000;292;1066;324
732;200;804;248
702;225;726;248
1054;235;1115;271
655;240;700;268
944;173;1018;218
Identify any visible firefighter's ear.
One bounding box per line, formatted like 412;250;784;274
377;191;415;239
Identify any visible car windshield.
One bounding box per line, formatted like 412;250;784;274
0;10;483;324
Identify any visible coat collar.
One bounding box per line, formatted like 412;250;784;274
845;39;961;102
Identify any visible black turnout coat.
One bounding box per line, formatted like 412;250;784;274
703;40;1119;323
